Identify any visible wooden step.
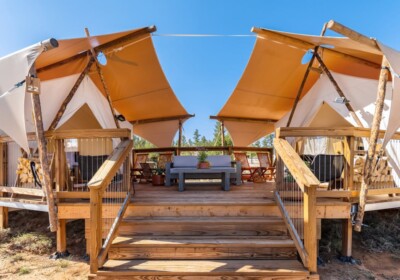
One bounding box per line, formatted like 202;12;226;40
118;217;288;237
96;259;311;280
108;236;297;260
124;199;281;218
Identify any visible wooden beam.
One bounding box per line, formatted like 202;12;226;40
210;115;276;124
342;218;353;257
37;26;157;74
28;69;58;232
326;20;379;51
56;219;67;253
314;53;364;127
131;114;195;125
0;143;5;185
85;28;120;129
252;26;381;70
48;57;95;131
0;187;44;197
304;186;318;273
355;57;390;232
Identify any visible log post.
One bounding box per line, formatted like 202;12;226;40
27;70;58;232
85;28;120;129
354;57;390;231
342;218;353;257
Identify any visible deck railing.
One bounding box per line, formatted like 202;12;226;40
88;138;133;273
274;138;319;273
0;129;131;202
277;127;400;196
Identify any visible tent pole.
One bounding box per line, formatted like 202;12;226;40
27;66;58;232
221;121;225;147
178;120;182;155
314;53;364;128
85;28;120;129
286;24;327;127
48;57;95;131
354;57;390;231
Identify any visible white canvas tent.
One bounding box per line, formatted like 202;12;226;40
0;27;191;153
275;71;400;185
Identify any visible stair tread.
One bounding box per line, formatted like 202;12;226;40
112;236;295;247
122;216;283;222
99;259;309;276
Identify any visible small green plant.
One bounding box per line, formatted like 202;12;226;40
18;267;31;275
59;259;70;268
0;228;11;243
197;151;208;163
155;167;164;175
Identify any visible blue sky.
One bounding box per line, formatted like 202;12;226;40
1;0;400;140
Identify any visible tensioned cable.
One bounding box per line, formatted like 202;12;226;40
153;34;256;37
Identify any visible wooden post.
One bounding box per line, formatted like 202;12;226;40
304;185;318;273
48;58;95;131
354;57;390;231
85;28;120;129
178;120;183;155
27;70;58;232
314;53;364;128
344;136;355;190
342;218;353;257
54;140;66;192
89;188;102;273
56;219;67;253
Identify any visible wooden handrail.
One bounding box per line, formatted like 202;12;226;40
273;138;320;191
274;137;319;273
132;146;273;154
89;139;132;273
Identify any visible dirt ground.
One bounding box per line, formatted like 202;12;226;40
0;209;399;279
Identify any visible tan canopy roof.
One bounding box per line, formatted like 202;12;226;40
36;26;190;147
217;27;385;146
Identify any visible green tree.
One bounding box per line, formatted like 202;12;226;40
193;129;201;145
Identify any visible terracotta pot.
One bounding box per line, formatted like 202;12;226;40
198;162;210;169
152;174;165;186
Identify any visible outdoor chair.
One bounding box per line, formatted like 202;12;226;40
73;154;108;190
257;152;276;181
233;152;258;182
310;154;345;189
139;162;154;184
132;153;149;182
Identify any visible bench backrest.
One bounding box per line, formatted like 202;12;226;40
173;155;232;168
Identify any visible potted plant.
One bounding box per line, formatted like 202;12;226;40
197;151;210;169
152;168;165;186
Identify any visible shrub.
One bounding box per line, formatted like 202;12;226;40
9;233;52;254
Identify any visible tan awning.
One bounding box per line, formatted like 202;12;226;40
35;27;190;147
217;27;385;146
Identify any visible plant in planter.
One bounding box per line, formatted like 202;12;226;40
197;151;210;169
152;168;165;186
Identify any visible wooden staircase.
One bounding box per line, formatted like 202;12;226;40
93;184;315;279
